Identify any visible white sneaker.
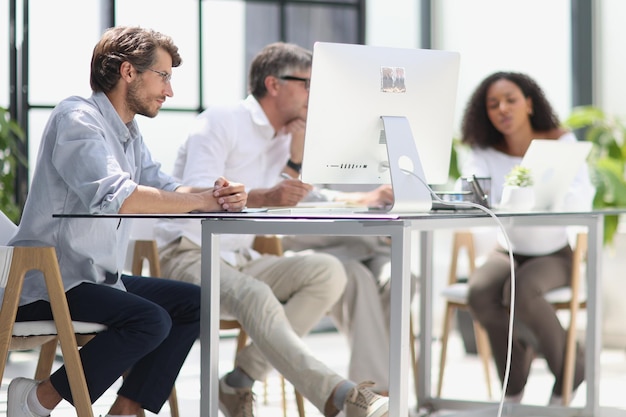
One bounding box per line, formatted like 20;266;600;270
7;377;41;417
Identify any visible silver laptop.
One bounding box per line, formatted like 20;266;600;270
520;139;593;210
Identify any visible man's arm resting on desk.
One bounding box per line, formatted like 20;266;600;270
247;181;313;208
119;179;247;213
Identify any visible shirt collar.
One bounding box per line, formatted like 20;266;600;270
243;95;276;139
91;91;138;144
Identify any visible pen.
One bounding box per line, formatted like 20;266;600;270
281;172;294;180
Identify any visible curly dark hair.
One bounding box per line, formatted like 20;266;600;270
460;71;561;149
90;26;182;93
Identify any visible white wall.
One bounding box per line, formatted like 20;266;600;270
366;0;420;49
436;0;571;136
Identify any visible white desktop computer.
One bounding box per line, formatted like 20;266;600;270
301;42;460;213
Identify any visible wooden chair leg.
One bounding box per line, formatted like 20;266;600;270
560;232;586;405
236;328;248;358
35;338;59;381
31;247;94;417
437;303;455;397
168;387;180;417
128;386;178;417
279;376;306;417
281;376;287;417
473;321;493;399
295;389;306;417
263;377;269;405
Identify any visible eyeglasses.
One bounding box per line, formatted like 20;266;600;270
147;68;172;84
279;75;310;91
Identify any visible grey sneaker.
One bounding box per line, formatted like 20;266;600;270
7;377;41;417
218;375;255;417
343;381;389;417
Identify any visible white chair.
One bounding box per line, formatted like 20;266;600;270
437;230;588;405
0;210;106;417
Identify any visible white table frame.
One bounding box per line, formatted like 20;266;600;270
198;210;623;417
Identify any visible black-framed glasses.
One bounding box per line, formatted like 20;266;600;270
279;75;310;91
147;68;172;83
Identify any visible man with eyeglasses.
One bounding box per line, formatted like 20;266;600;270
6;26;248;417
154;42;390;417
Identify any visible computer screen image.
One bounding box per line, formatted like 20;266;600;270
301;42;460;212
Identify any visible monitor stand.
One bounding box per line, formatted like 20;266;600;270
380;116;433;213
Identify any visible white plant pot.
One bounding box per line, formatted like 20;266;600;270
499;186;535;211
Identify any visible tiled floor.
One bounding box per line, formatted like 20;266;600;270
2;326;626;417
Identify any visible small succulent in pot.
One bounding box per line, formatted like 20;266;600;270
504;165;533;188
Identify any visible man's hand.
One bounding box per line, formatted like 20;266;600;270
368;184;394;207
285;118;306;164
333;184;394;208
119;178;247;214
212;177;247;211
248;177;313;207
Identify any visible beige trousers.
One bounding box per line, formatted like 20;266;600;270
159;237;347;413
281;235;419;392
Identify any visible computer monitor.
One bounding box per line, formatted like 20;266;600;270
301;42;460;212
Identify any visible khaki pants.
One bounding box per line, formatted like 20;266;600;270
282;235;419;392
159;236;347;412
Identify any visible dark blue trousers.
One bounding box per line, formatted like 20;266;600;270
16;275;201;413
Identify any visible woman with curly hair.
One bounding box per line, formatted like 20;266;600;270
459;71;594;405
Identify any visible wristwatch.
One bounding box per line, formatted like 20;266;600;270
286;159;302;173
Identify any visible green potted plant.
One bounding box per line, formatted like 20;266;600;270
0;106;26;223
500;165;535;211
564;106;626;245
504;165;533;188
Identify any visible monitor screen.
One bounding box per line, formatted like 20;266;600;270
301;42;460;192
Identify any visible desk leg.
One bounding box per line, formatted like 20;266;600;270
585;217;603;417
417;231;433;407
389;224;412;417
201;225;221;417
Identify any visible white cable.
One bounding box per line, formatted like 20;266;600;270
400;169;515;417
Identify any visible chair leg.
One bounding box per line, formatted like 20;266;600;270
437;303;455;397
295;389;306;417
281;376;287;417
561;307;580;404
279;376;306;417
24;247;94;417
35;338;59;381
473;321;493;399
168;387;180;417
231;321;301;415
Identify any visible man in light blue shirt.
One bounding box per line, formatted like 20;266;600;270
6;26;246;417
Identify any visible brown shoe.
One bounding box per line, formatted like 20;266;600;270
219;375;255;417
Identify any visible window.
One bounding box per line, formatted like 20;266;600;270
8;0;364;197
